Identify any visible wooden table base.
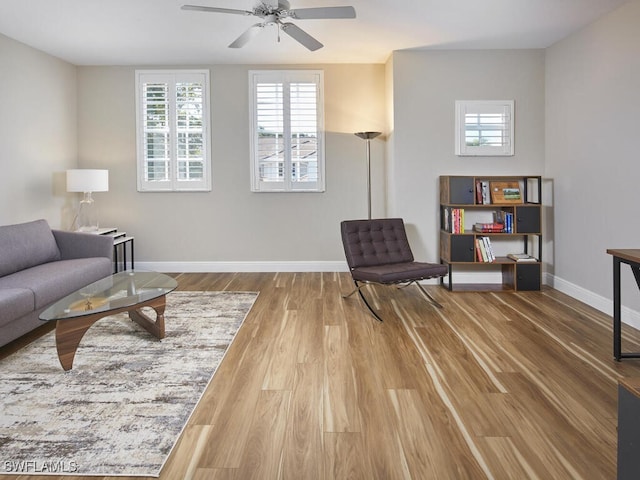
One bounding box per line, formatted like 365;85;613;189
54;295;167;371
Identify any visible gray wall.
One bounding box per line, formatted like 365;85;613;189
0;34;78;228
545;0;640;324
76;64;386;270
387;49;546;281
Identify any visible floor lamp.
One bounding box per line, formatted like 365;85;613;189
354;131;381;219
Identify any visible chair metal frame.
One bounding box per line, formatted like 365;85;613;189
342;279;443;322
340;218;447;322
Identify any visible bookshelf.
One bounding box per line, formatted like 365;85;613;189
439;175;542;291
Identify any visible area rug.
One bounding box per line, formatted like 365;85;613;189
0;291;258;477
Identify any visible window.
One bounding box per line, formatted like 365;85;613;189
249;70;325;192
135;70;211;191
455;100;514;156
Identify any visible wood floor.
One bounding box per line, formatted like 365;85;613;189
3;272;640;479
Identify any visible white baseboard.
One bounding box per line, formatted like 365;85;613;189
135;261;350;273
545;273;640;330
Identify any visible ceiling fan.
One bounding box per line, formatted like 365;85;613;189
181;0;356;51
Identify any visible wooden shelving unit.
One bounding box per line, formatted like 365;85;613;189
439;175;542;292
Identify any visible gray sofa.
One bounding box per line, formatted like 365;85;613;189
0;219;113;347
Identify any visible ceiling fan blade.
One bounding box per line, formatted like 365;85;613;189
289;6;356;20
181;5;252;15
280;23;323;51
229;24;264;48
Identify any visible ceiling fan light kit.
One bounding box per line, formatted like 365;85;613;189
181;1;356;51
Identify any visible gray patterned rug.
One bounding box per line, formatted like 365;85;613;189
0;291;258;477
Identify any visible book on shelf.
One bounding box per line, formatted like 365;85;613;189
475;181;490;204
490;181;522;204
473;222;504;233
492;211;514;233
505;212;513;233
507;253;537;262
476;238;488;262
482;237;495;262
454;208;464;234
475;239;484;262
476;236;495;263
443;207;465;233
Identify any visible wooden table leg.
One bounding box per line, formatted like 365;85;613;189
128;295;166;339
54;295;168;370
55;312;107;371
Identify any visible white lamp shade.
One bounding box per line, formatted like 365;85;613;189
66;169;109;193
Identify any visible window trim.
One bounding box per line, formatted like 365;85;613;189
248;70;325;193
455;100;514;156
135;69;212;192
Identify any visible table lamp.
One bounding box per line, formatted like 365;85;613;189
66;169;109;232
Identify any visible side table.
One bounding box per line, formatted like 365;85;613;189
98;228;135;273
113;235;134;272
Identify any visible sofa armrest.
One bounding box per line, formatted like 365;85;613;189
52;230;113;262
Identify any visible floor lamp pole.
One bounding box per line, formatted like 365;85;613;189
354;131;382;219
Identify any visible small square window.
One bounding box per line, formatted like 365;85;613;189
455;100;514;156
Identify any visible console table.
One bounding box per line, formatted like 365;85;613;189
606;249;640;361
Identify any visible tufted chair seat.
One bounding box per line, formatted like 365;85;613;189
340;218;448;321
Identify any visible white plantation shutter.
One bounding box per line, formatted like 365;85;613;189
176;82;205;182
256;82;285;185
455;100;514;156
250;70;325;192
141;82;170;182
136;70;211;191
290;82;319;184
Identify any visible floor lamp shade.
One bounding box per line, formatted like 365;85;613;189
354;132;382;219
66;169;109;232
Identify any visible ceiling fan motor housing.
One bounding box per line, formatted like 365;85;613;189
255;0;291;18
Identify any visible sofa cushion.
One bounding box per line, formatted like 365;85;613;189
0;258;112;310
0;219;61;277
0;289;35;328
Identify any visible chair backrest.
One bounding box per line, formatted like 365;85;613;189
341;218;415;269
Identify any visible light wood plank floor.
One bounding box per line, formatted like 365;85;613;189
3;272;640;479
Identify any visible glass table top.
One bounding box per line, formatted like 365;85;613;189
40;271;178;322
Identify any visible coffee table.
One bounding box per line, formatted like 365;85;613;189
40;271;178;370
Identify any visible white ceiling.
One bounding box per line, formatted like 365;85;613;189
0;0;629;65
